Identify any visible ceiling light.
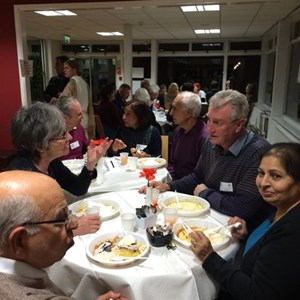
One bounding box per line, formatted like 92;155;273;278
196;5;204;12
97;32;123;36
194;29;221;34
204;5;220;11
210;29;221;34
181;6;197;12
112;32;124;36
34;10;77;16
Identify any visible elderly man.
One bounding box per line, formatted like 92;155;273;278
167;91;209;179
113;83;131;118
0;170;127;300
141;90;272;230
56;96;89;160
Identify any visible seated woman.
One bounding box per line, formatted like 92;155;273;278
109;101;162;158
97;83;123;139
7;102;113;236
190;142;300;299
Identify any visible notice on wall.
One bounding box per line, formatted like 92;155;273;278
20;59;33;77
132;67;144;79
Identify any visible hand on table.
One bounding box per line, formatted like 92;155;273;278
138;181;170;194
228;216;248;240
131;150;149;158
73;214;102;236
96;290;128;300
189;230;214;262
112;138;127;153
193;183;208;196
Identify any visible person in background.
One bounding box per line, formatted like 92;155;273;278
157;83;167;109
206;79;220;103
193;79;206;102
168;92;209;180
113;83;131;118
109;101;161;158
190;143;300;300
149;84;163;112
140;90;272;231
97;84;122;139
164;82;179;110
140;79;151;94
44;55;69;103
56;96;89;160
245;82;257;124
0;170;128;300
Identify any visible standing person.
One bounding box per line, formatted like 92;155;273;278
168;92;209;180
113;83;131;118
140;90;272;230
190;143;300;300
0;170;128;300
56;96;89;160
59;58;95;139
44;55;69;103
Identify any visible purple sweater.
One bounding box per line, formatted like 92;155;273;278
168;131;273;230
167;120;209;180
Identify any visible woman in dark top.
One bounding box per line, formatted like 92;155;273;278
190;143;300;300
109;101;161;158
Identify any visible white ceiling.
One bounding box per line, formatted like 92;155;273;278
20;0;300;42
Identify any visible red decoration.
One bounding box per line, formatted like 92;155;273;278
93;139;104;146
140;168;156;186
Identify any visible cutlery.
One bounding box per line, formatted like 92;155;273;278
174;190;181;208
110;256;148;262
180;221;193;235
205;222;242;235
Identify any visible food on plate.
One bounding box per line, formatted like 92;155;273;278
75;202;116;217
93;234;146;261
166;199;204;212
177;226;225;245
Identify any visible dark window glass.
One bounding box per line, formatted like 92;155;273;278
91;44;120;53
159;43;189;52
230;41;261;51
62;44;90;52
192;42;223;51
133;44;151;52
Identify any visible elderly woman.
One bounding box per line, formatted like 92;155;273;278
190;143;300;300
109;101;161;158
7;102;113;235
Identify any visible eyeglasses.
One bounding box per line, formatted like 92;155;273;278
50;130;69;141
21;210;74;230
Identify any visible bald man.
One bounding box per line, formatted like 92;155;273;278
0;171;127;300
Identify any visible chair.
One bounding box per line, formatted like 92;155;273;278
161;135;169;162
94;115;106;139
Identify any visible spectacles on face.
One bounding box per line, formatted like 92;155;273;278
50;130;69;141
21;209;74;230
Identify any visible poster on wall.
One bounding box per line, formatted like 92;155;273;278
20;59;33;77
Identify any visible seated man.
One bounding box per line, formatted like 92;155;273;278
56;96;90;160
0;170;127;300
167;91;209;180
141;90;273;230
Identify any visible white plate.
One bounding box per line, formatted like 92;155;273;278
62;159;85;175
86;232;150;266
160;193;210;217
173;219;230;250
137;157;167;169
69;196;120;221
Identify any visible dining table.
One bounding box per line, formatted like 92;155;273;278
48;190;239;300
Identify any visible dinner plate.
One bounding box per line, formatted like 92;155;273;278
62;159;85;175
160;193;210;217
86;232;150;266
137;157;167;169
69;195;120;221
173;219;230;250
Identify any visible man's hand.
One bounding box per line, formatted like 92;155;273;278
96;290;128;300
193;183;208;196
73;214;101;236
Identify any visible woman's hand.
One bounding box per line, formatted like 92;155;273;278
190;231;214;262
138;181;170;194
228;216;248;240
132;150;149;158
193;183;208;196
112;138;127;153
73;214;101;236
86;138;113;170
96;291;128;300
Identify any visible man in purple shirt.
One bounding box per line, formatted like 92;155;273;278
56;96;90;160
167;91;209;179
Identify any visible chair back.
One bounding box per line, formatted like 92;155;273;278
94;115;106;139
161;135;169;162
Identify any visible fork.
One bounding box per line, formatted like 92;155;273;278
180;221;193;235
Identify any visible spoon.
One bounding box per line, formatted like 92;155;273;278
174;190;181;209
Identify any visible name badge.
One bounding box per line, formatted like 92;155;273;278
70;141;80;150
220;182;233;192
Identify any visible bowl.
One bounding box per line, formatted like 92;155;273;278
160;193;210;217
146;226;173;247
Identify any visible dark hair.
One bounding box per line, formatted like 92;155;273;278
127;101;152;129
262;143;300;182
119;83;131;91
181;82;194;92
100;84;115;103
56;55;69;64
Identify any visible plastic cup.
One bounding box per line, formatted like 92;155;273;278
163;207;178;227
86;206;100;216
120;152;129;166
121;212;135;231
151;188;160;206
128;157;138;171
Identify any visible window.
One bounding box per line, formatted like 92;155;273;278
91;44;120;53
264;52;276;106
159;43;189;52
230;41;261;51
192;42;223;51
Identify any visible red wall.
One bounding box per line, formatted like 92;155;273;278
0;0;128;151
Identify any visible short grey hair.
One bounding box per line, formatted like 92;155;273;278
209;89;249;122
56;96;80;116
10;102;66;162
0;193;43;254
149;84;160;95
179;91;202;118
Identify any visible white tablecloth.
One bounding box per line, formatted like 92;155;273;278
48;190;239;300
